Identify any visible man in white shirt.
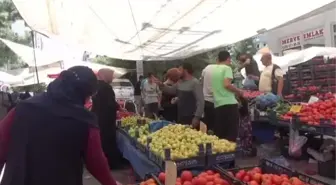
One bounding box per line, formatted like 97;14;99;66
259;53;284;96
201;64;216;131
142;73;161;118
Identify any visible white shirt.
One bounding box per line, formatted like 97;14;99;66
201;64;216;103
259;64;283;93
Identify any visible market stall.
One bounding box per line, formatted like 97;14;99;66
115;111;334;185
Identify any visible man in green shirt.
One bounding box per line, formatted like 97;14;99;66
211;50;243;141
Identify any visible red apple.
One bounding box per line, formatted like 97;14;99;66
252;167;262;173
158;172;166;182
206;170;214;175
249;180;259;185
198;177;207;185
183;181;192;185
252;173;262;183
181;171;193;182
235;172;244;180
243;175;251;182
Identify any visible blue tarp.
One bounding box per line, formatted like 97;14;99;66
116;129;160;178
149;120;171;133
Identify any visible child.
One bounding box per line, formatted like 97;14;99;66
237;96;255;156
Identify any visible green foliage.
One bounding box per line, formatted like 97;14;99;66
13;83;47;93
92;37;258;79
0;0;32;68
230;37;258;61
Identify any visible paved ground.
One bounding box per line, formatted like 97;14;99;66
83;169;132;185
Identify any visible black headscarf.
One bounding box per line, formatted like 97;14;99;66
47;66;98;105
21;66;98;124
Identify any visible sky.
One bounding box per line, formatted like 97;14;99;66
11;20;28;36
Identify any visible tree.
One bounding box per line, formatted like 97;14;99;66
230;37;258;61
0;0;32;69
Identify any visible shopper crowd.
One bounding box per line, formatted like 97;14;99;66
0;50;283;185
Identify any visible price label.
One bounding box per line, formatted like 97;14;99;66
215;153;235;162
165;161;177;185
308;96;319;104
175;159;198;168
290;105;302;113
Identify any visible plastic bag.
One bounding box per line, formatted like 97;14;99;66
243;77;258;90
149;120;171;133
288;121;308;157
270;156;291;168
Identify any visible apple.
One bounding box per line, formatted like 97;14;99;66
191;178;198;185
281;182;291;185
158;172;166;182
252;173;262;183
252;167;262;173
262;174;271;182
198;177;207;185
290;177;304;185
206;182;214;185
206;170;215;175
243;175;251;182
235;172;244;180
249;180;259;185
271;175;282;185
222;179;229;185
238;170;246;176
261;179;272;185
183;181;192;185
181;171;193;182
214;173;221;178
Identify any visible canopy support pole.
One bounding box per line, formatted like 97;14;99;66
31;31;40;84
136;60;143;79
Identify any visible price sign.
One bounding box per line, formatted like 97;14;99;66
290;105;302;113
308;96;319;104
165;161;177;185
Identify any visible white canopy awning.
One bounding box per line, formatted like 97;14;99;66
12;0;335;61
253;47;336;72
63;60;129;78
0;71;23;85
0;38;63;67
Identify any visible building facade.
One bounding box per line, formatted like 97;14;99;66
264;3;336;56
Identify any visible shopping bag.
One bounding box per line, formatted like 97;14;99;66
243;77;258;90
288;120;307;157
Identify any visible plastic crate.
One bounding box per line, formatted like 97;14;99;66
117;127;134;142
221;158;329;185
148;147;206;171
205;143;236;166
318;160;336;179
149;166;239;185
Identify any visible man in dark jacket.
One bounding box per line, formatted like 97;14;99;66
134;75;143;114
92;68;123;169
237;53;261;87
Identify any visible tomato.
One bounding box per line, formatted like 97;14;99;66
332;114;336;119
299;117;309;122
326;102;333;108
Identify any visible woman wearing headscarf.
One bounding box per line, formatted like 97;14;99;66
0;66;119;185
92;68;123;169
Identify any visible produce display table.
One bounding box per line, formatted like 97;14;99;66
116;129;161;178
